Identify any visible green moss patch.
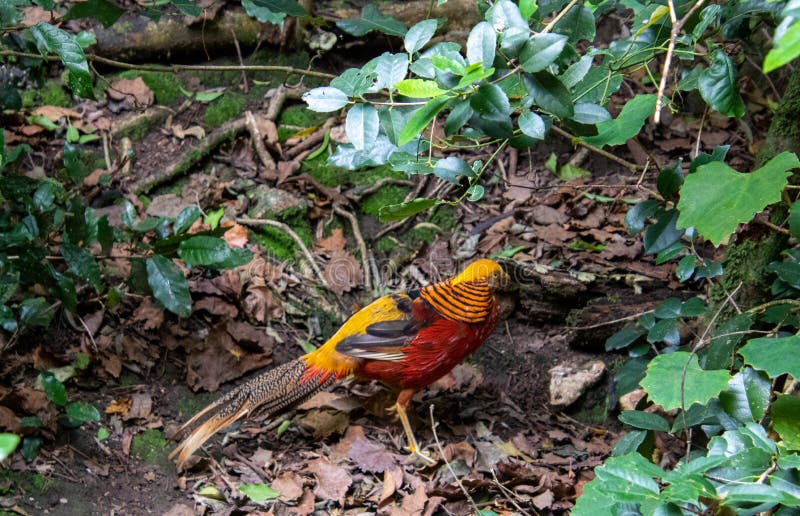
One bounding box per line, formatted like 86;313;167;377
118;70;184;105
360;185;408;218
204;91;247;128
131;428;169;465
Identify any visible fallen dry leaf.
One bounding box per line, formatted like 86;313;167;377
379;466;404;505
222;223;249;248
306;460;352;502
108;78;154;107
126;393;152;421
184;322;273;392
315;228;346;254
132;298;165;330
193;296;239;318
105;398;132;417
21;6;59;26
270;472;304;502
295;408;349;438
290;488;316;515
0;406;20;432
296;391;362;413
346;437;399;473
389;482;428;516
242;285;284;323
323;249;361;295
170;124;206;140
32;106;81;121
441;441;476;467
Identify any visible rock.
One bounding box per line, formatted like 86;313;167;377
549;360;606;407
247;185;307;218
95;204;124;227
146;194;193;218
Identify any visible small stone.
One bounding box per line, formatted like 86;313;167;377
549;360;606;407
146;194;193;219
247;185;307;218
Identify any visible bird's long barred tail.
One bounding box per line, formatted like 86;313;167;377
420;278;492;323
169;358;334;467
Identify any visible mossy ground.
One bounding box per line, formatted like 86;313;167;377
22;80;71;108
130;428;169;465
203;91;247;128
0;470;51;495
118;71;184;105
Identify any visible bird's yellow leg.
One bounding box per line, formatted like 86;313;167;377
395;389;436;465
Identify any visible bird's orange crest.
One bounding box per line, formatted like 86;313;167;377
450;259;503;286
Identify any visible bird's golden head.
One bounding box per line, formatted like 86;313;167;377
451;259;509;291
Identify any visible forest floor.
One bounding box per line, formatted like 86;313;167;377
0;16;772;516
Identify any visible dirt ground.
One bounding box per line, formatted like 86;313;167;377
0;15;770;516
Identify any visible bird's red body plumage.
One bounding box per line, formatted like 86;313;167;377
356;301;500;389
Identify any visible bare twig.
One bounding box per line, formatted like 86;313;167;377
541;0;580;34
550;125;640;172
229;28;249;93
245;110;275;170
0;50;337;80
567;309;655;330
653;0;707;123
429;405;481;514
333;206;372;291
236;216;330;290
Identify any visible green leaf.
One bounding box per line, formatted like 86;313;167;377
20;437;40;462
676;152;798;246
790;201;800;239
739;335;800;379
611;430;648;456
0;272;19;306
66;402;100;424
398;95;450;146
571;103;611;124
487;0;529;55
467;184;485;202
518;111;546;139
765;19;800;73
647;318;679;346
700;313;753;370
582;94;657;147
519;34;567;73
331;68;376;98
373;52;409;91
336;4;406;37
40;371;67;406
625;199;659;234
378;198;437;222
433;156;472;184
302;87;349;112
699;49;745;118
720;368;771;423
619;410;669;431
519;0;537;19
170;0;201;17
606;327;644;351
121;200;136;227
239;483;281;502
654;297;681;319
590;452;663;503
394;79;447;98
204;206;224;229
19;297;54;329
469;83;513;138
62;0;123;27
404;19;438;54
676;255;695;282
680;297;706;317
174;206;201;234
467;21;496;66
247;0;304;16
0;433;20;461
523;72;574;119
145;256;192;317
644;209;684;255
657;164;684;198
97;427;110;441
640;352;732;411
29;23;94;99
242;0;286;25
178;236;252;269
61;242;102;291
345;104;379;150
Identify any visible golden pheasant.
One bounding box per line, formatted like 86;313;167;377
170;259;508;467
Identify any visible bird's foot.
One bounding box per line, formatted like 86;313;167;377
406;447;437;466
